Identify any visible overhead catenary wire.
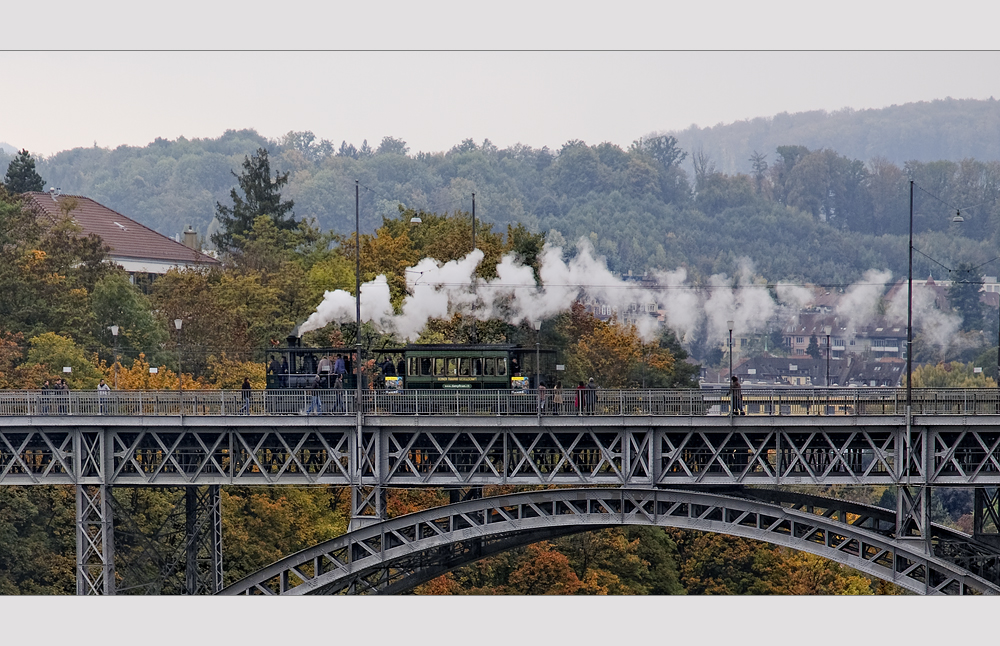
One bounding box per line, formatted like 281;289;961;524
914;184;999;218
358;183;476;219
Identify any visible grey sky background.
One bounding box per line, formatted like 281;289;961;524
4;3;1000;157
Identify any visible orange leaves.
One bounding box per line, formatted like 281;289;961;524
204;353;266;390
670;529;875;595
98;353;212;390
562;309;674;388
386;489;450;519
507;542;582;595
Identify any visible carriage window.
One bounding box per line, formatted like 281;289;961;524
497;358;507;376
472;359;482;376
420;357;432;376
459;358;470;376
484;359;495;375
447;358;458;376
433;358;446;376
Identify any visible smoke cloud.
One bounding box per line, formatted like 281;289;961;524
297;238;973;356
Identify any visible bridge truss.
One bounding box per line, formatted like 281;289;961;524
2;400;1000;594
219;487;1000;596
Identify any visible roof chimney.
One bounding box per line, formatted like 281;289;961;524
49;187;56;202
183;225;198;250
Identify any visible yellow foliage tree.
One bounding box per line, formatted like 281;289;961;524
910;361;997;388
205;353;266;390
565;314;675;388
98;354;214;390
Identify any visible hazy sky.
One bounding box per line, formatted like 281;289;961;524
4;4;1000;157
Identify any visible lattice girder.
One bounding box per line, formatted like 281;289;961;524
220;487;1000;597
76;485;114;595
0;417;999;488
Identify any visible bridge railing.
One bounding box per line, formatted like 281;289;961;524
1;387;999;417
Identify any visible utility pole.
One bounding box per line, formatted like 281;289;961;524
471;192;477;344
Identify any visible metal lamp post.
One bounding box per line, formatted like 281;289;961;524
174;319;183;395
727;320;734;381
355;180;363;410
824;325;832;387
533;320;541;418
907;180;914;414
907;181;966;408
110;325;119;390
471;193;477;344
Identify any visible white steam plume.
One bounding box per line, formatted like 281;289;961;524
297;239;975;354
835;269;893;333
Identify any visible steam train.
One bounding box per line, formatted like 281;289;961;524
264;333;551;392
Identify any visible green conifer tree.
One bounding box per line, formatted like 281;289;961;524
3;149;45;193
211;148;295;253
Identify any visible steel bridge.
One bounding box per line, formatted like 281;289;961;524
2;387;1000;595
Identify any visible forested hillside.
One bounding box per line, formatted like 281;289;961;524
3;99;999;287
671;97;1000;175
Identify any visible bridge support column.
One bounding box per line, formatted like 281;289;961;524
974;487;1000;548
350;428;387;531
185;485;223;595
896;485;933;554
76;485;115;595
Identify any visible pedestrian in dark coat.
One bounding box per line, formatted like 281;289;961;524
730;375;745;416
585;377;598;414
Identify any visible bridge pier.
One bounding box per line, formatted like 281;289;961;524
76;485;223;595
895;486;933;552
185;486;223;595
76;484;115;595
974;487;1000;548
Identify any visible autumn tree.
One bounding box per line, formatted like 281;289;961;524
25;332;102;388
221;486;349;585
0;486;76;594
90;273;168;365
670;529;875;595
97;353;209;390
505;542;582;595
0;332;46;389
560;307;676;388
0;190;113;340
909;361;997;388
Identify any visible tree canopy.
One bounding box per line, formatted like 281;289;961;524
211;147;296;253
3;149;45;193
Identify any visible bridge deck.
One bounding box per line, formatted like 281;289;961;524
0;405;997;487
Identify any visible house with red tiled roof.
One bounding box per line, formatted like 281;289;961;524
22;190;220;278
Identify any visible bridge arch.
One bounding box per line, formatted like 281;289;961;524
220;487;1000;596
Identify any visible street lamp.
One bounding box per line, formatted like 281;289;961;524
907;180;967;409
110;325;119;390
471;192;478;344
824;325;832;387
727;320;734;381
356;180;363;411
533;320;541;418
174;319;183;395
907;180;915;413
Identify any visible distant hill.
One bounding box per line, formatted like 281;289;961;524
8;98;1000;290
0;142;17;155
669;97;1000;175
